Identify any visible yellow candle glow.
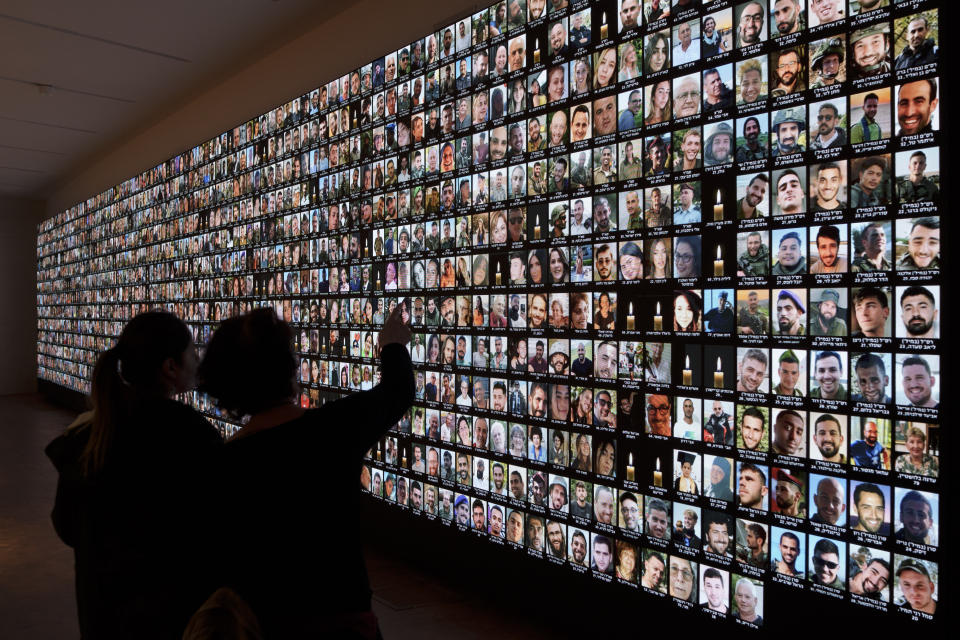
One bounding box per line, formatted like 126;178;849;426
534;225;541;239
653;458;662;487
713;245;723;277
627;302;635;330
495;264;502;285
600;13;609;40
713;190;723;221
713;357;724;388
627;453;635;482
533;39;541;64
653;301;662;331
683;355;692;386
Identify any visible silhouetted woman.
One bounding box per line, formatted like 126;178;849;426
46;311;221;639
198;305;413;639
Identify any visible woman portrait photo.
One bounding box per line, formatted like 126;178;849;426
645;237;672;279
673;290;703;332
593;47;617;89
644;31;670;74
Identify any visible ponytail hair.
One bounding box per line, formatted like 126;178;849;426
83;311;193;477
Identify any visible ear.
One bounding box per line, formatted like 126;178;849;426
160;356;179;381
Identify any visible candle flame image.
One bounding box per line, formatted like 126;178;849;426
628;302;633;314
656;301;661;314
716;245;721;260
656;457;660;471
535;38;539;48
685;354;690;368
629;453;633;465
716;357;722;370
715;189;721;204
602;12;606;24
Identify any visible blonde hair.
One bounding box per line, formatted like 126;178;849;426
738;58;763;83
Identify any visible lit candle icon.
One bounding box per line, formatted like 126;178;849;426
683;355;692;386
533;39;541;64
401;455;407;468
713;357;724;389
495;263;502;285
534;224;541;239
626;302;635;330
653;301;662;331
627;453;635;482
364;245;369;257
714;245;723;277
653;458;662;487
376;444;382;461
600;13;609;40
713;190;723;221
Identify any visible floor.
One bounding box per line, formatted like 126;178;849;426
0;394;551;639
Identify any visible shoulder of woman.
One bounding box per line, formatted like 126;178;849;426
47;419;92;470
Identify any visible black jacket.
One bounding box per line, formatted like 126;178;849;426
46;398;222;639
894;39;937;71
218;343;414;638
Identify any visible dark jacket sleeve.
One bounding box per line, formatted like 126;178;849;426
45;428;88;549
326;343;414;457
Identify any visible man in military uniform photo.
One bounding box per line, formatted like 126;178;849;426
704;122;734;166
620;140;643;180
771;108;805;157
737;232;770;276
897;151;939;204
850;157;887;208
645;187;672;228
810;289;847;337
897;217;939;271
644;137;668;176
772;0;804;36
852;222;890;272
738;290;768;335
810;38;844;89
774;292;805;336
771;47;805;97
850;24;890;80
674;129;702;171
570;151;591;189
736;116;766;162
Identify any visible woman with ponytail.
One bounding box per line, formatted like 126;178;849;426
46;311;222;639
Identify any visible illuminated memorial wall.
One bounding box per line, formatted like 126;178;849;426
37;0;942;626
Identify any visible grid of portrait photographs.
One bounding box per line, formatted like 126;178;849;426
36;0;942;628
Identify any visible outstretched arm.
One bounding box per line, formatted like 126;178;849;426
330;303;414;456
